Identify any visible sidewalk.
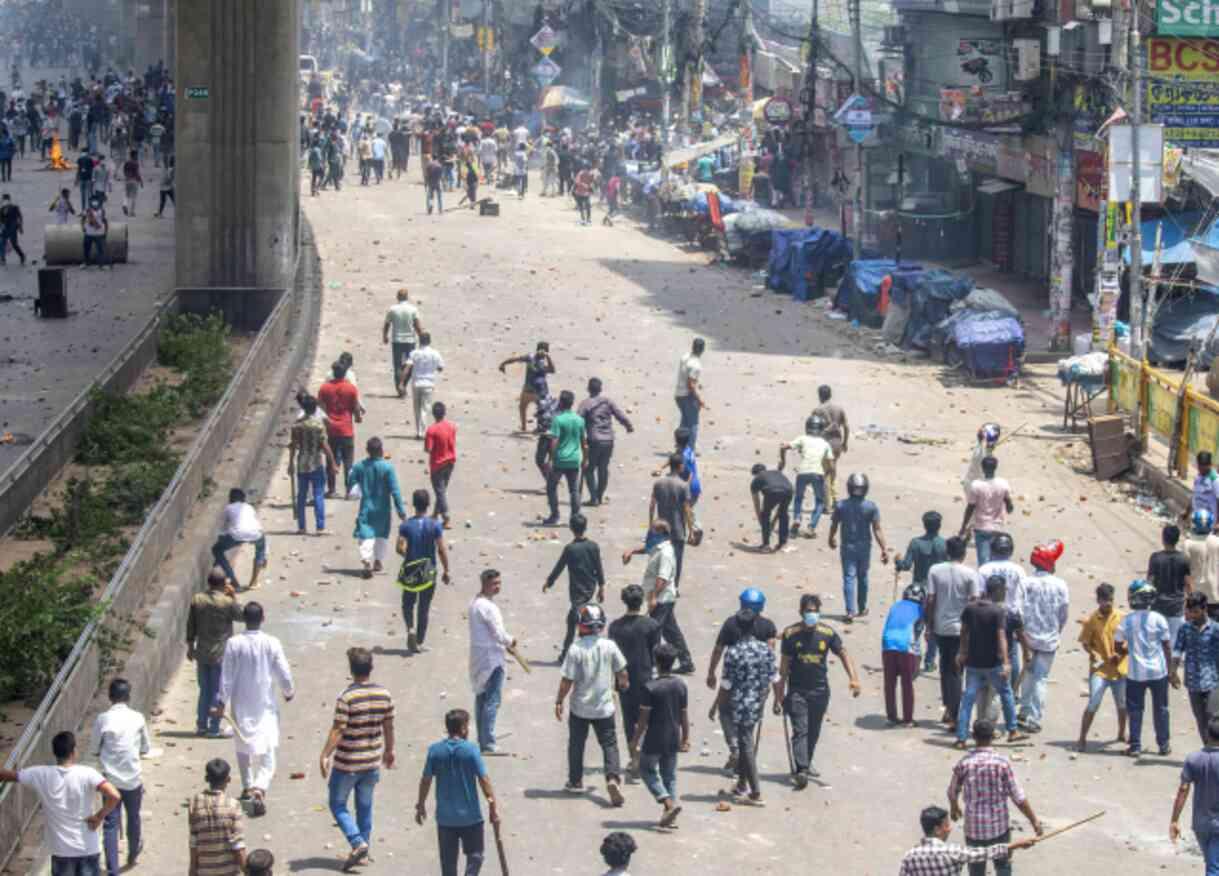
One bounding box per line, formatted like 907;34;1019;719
0;128;175;479
776;202;1088;353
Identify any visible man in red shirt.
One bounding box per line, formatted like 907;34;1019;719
317;361;361;497
424;400;456;529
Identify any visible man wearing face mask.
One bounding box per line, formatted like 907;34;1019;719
774;593;861;788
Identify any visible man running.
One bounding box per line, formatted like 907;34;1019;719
499;342;554;434
396;489;452;654
578;377;633;506
544;513;605;662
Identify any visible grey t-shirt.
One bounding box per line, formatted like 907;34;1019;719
831;498;878;551
929;561;983;637
652;476;691;543
1183;747;1219;833
561;636;627;720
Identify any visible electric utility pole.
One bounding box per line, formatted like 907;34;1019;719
662;0;672;146
801;0;819;226
1129;19;1145;360
850;0;865;247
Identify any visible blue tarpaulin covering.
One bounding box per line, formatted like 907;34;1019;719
766;227;852;301
833;260;925;327
936;311;1025;377
1124;211;1205;266
688;191;742;215
903;270;976;349
1149;286;1219;366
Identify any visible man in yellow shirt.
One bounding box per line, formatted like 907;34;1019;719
1077;582;1128;752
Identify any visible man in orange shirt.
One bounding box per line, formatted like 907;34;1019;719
317;361;361;497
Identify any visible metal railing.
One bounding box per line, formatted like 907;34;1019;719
0;280;296;865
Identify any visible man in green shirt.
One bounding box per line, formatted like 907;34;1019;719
544;390;588;525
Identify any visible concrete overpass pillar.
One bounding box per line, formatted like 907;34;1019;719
164;0;176;74
175;0;300;291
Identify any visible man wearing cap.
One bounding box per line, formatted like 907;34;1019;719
775;594;861;787
555;604;629;805
1016;542;1070;733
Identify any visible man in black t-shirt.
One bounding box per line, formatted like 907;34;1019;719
750;463;794;551
1148;524;1191;641
955;575;1025;747
629;642;689;829
775;593;860;787
0;193;23;266
544;513;606;662
609;584;661;765
707;588;777;771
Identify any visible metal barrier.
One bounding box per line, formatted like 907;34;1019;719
0;295;177;537
0;282;295;865
1109;348;1219;477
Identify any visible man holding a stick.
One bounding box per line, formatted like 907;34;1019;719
948;720;1044;874
899;804;1037;875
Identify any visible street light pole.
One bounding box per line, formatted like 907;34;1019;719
662;0;672;146
1129;21;1145;360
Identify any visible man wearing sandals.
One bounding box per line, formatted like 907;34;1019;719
213;603;295;817
712;609;781;807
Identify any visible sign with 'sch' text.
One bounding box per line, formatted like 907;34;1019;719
1157;0;1219;35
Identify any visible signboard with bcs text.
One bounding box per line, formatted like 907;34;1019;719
1146;37;1219;146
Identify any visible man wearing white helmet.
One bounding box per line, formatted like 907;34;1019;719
555;603;629;805
1115;579;1173;757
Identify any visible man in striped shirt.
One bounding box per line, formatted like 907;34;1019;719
319;647;396;872
188;758;246;876
899;805;1035;875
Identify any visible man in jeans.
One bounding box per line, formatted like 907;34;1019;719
1170;717;1219;872
948;720;1043;876
416;709;500;876
0;730;120;876
955;576;1026;747
211;488;267;590
1172;591;1219;745
470;569;515;754
92;679;150;874
828;473;889;622
381;288;422;391
395;489;452;653
779;414;834;539
960;455;1014;567
186;568;243;736
649;453;693;589
1117;578;1174;756
629;642;689;829
288;395;334;535
577;377;634;506
1016;544;1070;733
926;539;982;726
555;603;629;805
1077;583;1129;752
674;337;706;453
317;362;361;497
319;647;394;871
895;511;948;672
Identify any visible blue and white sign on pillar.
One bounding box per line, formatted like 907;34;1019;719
834;93;874;144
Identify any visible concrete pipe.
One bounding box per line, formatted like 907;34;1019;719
43;223;130;265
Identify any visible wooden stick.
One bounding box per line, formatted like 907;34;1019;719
493;818;509;875
507;643;531;674
1029;810;1106;846
992;422;1030;450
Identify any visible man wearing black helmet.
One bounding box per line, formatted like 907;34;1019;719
828;473;890;623
555;603;629;804
775;594;861;787
779;414;834;539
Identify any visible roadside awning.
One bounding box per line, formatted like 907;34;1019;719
538;86;589;111
664;133;739;169
1124;211;1206;266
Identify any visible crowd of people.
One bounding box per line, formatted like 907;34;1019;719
12;40;1219;876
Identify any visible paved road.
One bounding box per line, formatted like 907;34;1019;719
0;65;174;479
131;170;1196;874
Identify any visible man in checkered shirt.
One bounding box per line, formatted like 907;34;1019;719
946;720;1044;874
899;805;1036;875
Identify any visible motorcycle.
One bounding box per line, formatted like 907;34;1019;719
960;57;993;83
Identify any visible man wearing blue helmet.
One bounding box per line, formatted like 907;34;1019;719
705;588;778;771
1184;510;1216;620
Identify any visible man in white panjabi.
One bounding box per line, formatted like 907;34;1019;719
469;568;514;755
214;601;294;816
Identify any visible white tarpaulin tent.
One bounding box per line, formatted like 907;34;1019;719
664;133;739;169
